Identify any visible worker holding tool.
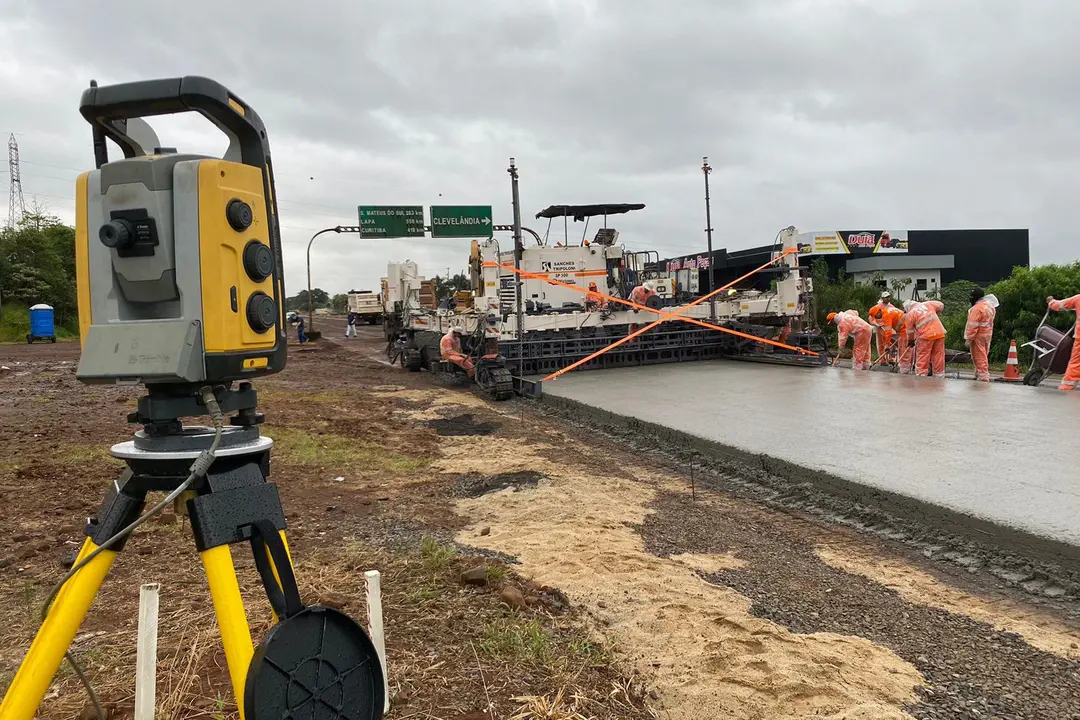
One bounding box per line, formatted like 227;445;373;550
440;326;476;377
627;281;658;333
870;292;899;359
868;305;890;365
965;288;998;382
869;303;908;370
1047;293;1080;391
584;281;608;310
827;310;873;370
903;299;947;377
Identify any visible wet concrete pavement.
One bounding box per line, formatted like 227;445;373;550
542;362;1080;548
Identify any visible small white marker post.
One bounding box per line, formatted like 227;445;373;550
365;570;389;714
135;582;160;720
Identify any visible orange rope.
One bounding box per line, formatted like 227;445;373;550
484;247;812;381
487;262;814;356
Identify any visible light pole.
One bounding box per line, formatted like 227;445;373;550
702;156;716;321
508;158;524;345
306;225;361;334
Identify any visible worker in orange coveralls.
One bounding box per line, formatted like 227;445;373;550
870;291;900;358
964;288;998;382
1047;293;1080;391
903;299;947;377
869;304;908;371
886;304;912;374
627;281;658;334
440;327;475;377
584;281;608;310
868;305;889;363
827;310;873;370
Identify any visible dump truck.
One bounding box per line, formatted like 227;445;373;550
347;289;383;324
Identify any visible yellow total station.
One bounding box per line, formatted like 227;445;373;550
1;77;385;720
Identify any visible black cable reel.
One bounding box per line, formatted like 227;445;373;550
245;520;385;719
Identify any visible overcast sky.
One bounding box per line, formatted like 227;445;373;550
1;0;1075;296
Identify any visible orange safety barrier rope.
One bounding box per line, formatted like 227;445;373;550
484;247;813;381
486;262;814;356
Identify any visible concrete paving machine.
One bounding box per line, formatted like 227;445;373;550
475;206;827;376
382;205;825;394
381;259;523;400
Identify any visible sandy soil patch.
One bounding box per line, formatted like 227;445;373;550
454;440;923;720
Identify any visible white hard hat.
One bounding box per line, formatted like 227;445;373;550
451;326;464;334
644;280;656;292
902;300;914;311
880;291;891;300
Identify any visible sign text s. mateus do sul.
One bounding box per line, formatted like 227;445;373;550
357;206;426;238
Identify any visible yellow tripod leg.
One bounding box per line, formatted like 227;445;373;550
201;545;255;720
0;539;116;720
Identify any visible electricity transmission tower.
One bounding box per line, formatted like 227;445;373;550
7;133;26;230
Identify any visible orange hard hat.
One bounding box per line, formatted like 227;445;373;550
868;306;881;318
826;312;838;322
588;281;598;290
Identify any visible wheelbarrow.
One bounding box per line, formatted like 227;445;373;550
1021;308;1074;386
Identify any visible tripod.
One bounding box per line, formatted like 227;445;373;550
0;384;383;720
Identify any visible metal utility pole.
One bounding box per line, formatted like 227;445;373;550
306;225;361;333
509;158;524;346
702;156;716;321
7;134;26;230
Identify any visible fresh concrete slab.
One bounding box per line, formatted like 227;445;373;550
543;361;1080;548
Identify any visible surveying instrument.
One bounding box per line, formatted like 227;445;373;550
0;77;384;720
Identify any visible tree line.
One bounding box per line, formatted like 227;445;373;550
0;213;78;340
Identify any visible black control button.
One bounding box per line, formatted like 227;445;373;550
99;219;136;249
246;292;277;333
227;199;254;231
243;241;274;281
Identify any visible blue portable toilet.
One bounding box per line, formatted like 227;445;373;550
28;303;56;343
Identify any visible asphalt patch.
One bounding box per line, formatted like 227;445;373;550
642;489;1080;720
427;413;499;437
458;471;544;498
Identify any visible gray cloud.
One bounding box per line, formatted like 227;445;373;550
2;0;1075;299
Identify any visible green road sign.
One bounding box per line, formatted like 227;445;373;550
429;205;493;238
357;205;426;238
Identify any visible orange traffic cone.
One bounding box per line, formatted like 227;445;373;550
1002;340;1022;381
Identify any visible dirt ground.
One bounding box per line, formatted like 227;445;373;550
3;325;1080;719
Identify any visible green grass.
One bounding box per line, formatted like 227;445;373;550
420;535;457;573
478;610;609;668
479;616;552;663
267;426;428;472
0;304;78;343
405;585;442;606
486;564;507;585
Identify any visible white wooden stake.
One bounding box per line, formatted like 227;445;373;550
135;583;160;720
365;570;389;714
